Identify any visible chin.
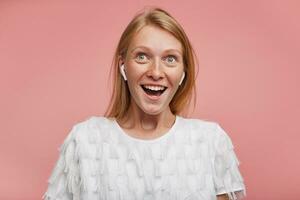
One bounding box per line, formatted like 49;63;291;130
141;95;175;115
139;103;166;116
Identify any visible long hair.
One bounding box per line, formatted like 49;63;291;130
104;6;199;120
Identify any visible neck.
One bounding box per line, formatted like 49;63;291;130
119;102;175;133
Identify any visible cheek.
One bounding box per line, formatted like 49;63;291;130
168;71;184;87
125;64;146;88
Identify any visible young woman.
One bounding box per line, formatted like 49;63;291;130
43;7;246;200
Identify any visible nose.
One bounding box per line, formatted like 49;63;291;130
146;60;165;80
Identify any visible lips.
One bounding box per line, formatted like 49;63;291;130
140;84;167;96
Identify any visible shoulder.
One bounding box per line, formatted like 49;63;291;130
73;115;112;129
178;116;231;146
179;116;222;136
58;116;115;159
64;116;114;145
179;116;217;129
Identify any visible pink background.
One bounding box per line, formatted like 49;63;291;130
1;1;299;199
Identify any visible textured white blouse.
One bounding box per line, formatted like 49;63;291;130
42;115;246;200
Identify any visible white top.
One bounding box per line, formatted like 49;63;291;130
42;115;246;200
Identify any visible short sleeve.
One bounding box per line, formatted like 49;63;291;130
42;125;81;200
212;123;246;200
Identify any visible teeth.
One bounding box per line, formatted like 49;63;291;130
143;85;165;91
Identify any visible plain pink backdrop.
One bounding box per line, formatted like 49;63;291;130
1;1;299;199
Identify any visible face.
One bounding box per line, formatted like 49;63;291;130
121;25;185;115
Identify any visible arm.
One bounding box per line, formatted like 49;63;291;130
42;125;81;200
217;194;230;200
212;123;246;200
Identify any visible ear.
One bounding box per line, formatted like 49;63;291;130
118;55;124;67
118;56;127;81
179;72;185;86
119;64;127;81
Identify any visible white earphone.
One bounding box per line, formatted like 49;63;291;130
179;72;185;86
120;64;127;81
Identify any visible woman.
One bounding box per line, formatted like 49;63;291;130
43;6;246;200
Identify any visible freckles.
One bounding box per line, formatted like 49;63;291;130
167;71;183;84
126;64;147;81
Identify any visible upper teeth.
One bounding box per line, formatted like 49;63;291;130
143;85;165;91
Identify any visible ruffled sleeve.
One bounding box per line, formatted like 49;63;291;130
42;125;81;200
212;123;246;200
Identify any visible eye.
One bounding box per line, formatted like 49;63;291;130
165;55;177;64
135;52;148;62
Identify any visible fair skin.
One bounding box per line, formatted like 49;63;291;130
117;25;228;199
117;25;184;139
217;194;230;200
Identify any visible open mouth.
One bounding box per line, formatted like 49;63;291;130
141;85;167;96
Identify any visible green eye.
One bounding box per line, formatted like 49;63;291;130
136;53;147;61
166;55;177;63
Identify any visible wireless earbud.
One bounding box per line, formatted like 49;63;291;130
179;72;185;86
120;64;127;81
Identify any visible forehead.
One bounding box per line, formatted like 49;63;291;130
129;25;182;54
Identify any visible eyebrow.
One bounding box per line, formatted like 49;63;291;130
131;46;182;55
